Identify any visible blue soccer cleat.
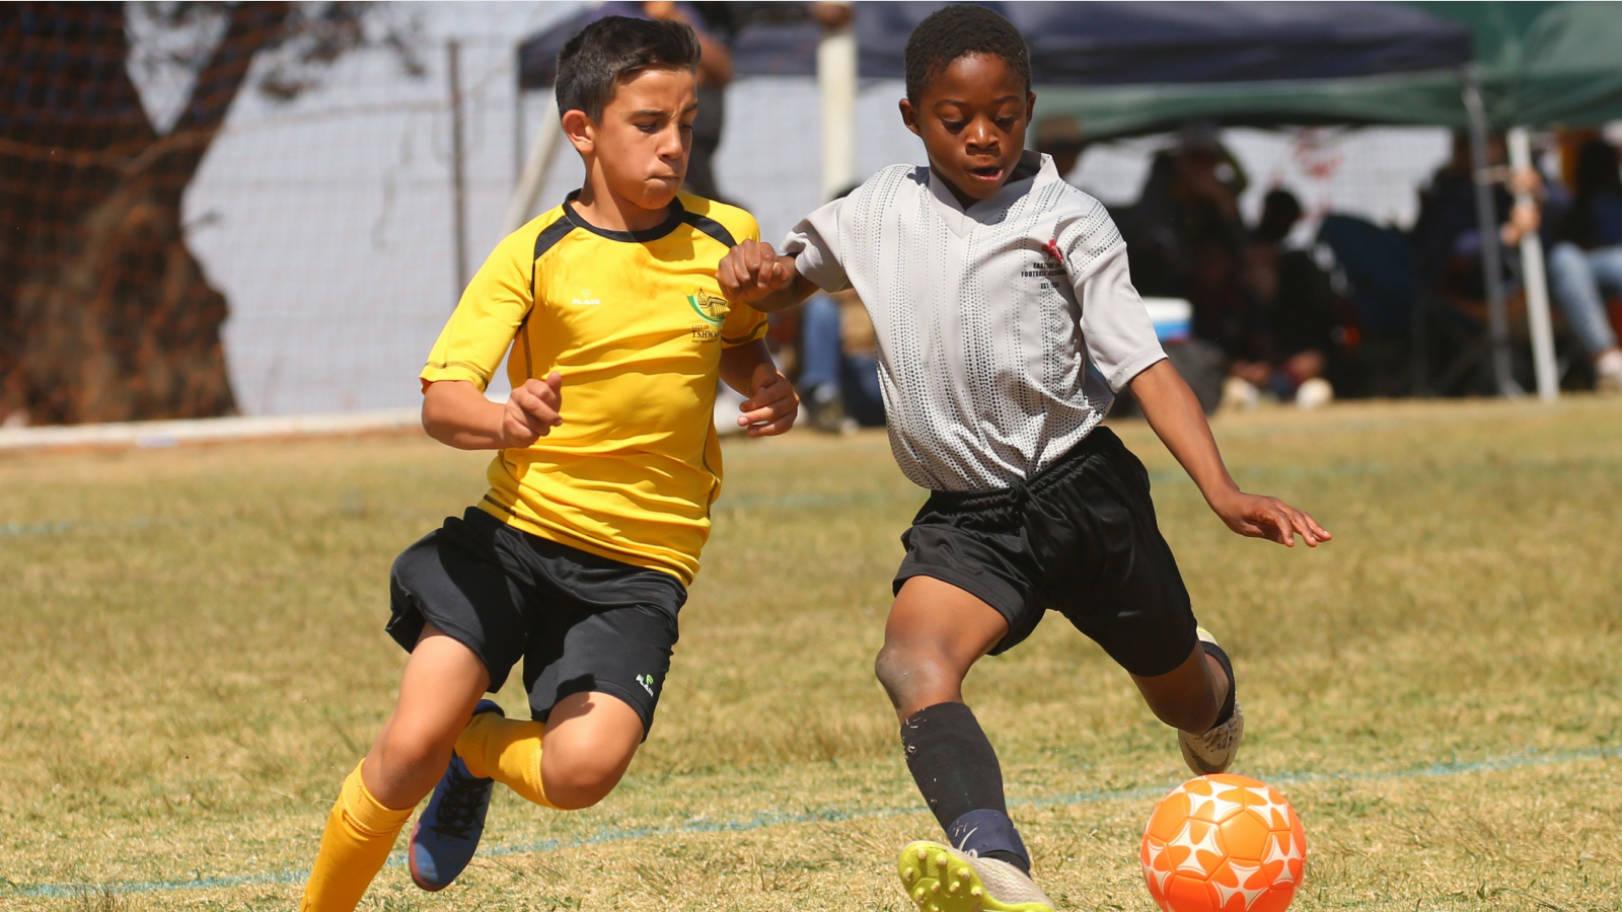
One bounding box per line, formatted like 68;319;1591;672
408;700;503;891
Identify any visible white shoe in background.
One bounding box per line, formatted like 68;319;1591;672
1595;350;1622;394
1294;377;1334;410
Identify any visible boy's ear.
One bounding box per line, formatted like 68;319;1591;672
561;108;595;155
898;98;920;138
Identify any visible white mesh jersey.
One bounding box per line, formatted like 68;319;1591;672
783;151;1166;492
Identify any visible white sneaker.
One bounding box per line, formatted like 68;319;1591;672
1221;376;1261;412
1595;350;1622;394
896;841;1054;912
1178;628;1244;775
1294;377;1334;410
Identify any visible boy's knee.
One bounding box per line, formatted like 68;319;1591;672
542;753;627;810
374;725;455;796
874;643;957;710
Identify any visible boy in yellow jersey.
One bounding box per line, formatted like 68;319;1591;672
299;17;796;910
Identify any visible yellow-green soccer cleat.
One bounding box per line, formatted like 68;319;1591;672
1178;627;1245;775
896;840;1055;912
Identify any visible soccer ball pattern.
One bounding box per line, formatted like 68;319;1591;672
1140;774;1306;912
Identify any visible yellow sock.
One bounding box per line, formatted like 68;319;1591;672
455;712;558;809
299;762;413;912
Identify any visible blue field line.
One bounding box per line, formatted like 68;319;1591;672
0;517;179;538
6;743;1616;900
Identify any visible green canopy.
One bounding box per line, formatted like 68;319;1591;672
1037;2;1622;140
1435;1;1622;130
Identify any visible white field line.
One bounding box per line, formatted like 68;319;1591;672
0;409;421;451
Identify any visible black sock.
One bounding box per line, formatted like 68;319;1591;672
1202;639;1237;729
900;702;1030;873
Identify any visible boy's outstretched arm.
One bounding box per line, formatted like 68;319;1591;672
421;374;564;450
1128;360;1331;548
718;240;818;313
719;340;799;437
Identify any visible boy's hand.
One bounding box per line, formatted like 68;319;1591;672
736;362;798;437
1210;490;1331;548
719;240;797;305
499;371;564;447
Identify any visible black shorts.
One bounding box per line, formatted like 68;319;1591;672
386;508;686;736
893;426;1197;677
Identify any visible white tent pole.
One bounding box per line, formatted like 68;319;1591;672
1462;73;1519;396
817;2;857;201
1507;127;1559;401
504;94;561;233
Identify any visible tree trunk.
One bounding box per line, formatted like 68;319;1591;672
0;2;287;425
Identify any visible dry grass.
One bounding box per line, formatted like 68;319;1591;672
1;398;1618;910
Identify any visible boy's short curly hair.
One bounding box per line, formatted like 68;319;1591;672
904;5;1031;104
556;16;701;121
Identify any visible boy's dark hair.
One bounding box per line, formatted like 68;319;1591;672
556;16;701;120
904;5;1031;104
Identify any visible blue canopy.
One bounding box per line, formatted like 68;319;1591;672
517;2;1472;91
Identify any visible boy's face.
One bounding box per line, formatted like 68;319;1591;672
900;54;1034;204
574;67;698;211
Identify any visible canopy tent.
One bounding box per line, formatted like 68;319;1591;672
1028;1;1622;400
516;2;1474;95
517;3;825;87
516;3;1620;140
1037;2;1622;139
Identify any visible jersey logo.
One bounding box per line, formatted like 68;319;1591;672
571;288;601;307
1021;260;1068;279
687;292;729;341
686;293;727;325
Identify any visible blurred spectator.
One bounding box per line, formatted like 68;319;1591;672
797;287;885;432
1035;116;1088;180
644;2;737;201
1223;189;1342;409
1412;132;1515;310
1545;136;1622;392
1119;124;1251;332
790;182;881;432
1410;131;1531;394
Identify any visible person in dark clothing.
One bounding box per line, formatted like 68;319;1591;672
644;2;738;201
1546;136;1622;391
1221;189;1341;408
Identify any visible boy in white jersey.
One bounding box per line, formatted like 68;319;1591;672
718;6;1330;911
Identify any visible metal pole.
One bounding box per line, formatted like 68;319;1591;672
1462;71;1518;396
504;95;562;233
513;74;527;186
1507;128;1559;400
448;40;469;295
816;2;857;201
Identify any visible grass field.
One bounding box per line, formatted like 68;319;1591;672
2;399;1619;912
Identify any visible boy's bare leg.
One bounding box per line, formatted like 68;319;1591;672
1132;629;1243;774
367;626;492;806
1130;640;1228;735
453;688;644;812
875;577;1006;719
876;578;1053;910
302;624;490;911
539;690;644;809
409;669;645;891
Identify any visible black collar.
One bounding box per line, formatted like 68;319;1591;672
562;191;685;242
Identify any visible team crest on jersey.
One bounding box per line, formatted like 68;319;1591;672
687;291;728;341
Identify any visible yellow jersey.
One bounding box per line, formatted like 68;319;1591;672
419;192;768;585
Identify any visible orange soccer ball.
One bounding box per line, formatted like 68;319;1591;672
1140;773;1307;912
